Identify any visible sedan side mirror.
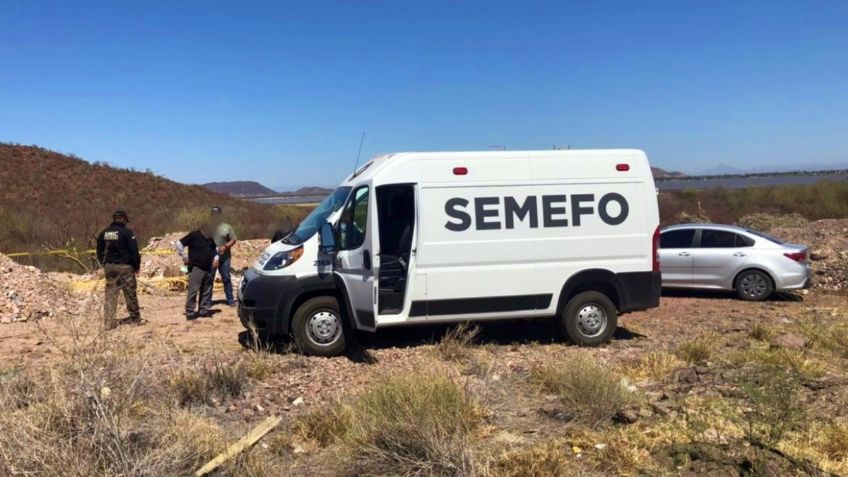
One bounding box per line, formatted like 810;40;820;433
319;221;338;255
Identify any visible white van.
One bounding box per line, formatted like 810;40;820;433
238;150;661;356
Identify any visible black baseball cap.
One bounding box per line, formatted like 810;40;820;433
113;210;129;222
211;206;222;215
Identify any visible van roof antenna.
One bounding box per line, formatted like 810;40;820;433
352;132;366;174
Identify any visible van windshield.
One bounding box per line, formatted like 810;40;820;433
283;187;351;245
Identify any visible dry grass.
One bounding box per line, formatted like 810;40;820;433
167;355;248;406
675;336;714;364
627;351;684;382
749;322;774;341
729;344;826;379
435;322;481;362
531;355;636;428
293;400;354;447
294;371;484;476
487;440;573;477
0;315;286;477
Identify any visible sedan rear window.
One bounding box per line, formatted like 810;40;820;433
700;230;737;248
744;228;785;245
698;230;753;248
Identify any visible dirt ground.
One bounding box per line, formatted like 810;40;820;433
2;281;847;475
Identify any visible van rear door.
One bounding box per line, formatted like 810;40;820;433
335;184;378;331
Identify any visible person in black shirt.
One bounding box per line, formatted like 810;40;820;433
176;224;219;319
96;210;142;328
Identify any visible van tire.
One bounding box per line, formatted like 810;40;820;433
560;291;617;346
291;296;346;357
735;269;773;301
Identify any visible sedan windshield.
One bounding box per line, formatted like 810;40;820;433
283;187;351;245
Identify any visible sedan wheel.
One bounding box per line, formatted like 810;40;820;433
736;270;773;301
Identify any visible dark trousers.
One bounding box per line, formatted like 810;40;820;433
104;263;140;324
213;255;234;304
186;267;213;316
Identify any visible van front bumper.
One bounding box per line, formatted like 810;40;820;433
237;269;298;337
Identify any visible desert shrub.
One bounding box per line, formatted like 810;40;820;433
530;356;635;428
628;351;683;382
435;322;481;362
800;321;848;359
658;181;848;226
749;322;774;341
675;337;713;364
737;213;807;232
819;422;848;461
0;343;234;476
730;345;825;379
167;356;248;406
489;440;571;477
345;372;483;476
293;400;354;447
737;365;806;447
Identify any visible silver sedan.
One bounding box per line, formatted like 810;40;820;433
658;224;812;301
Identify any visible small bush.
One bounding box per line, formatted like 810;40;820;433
346;372;484;476
628;351;683;382
294;400;354;447
531;356;635;428
435;322;481;362
750;322;774;341
820;422;848;460
489;440;571;477
675;337;713;364
730;345;825;379
167;357;248;406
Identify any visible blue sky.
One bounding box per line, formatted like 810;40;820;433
1;1;846;189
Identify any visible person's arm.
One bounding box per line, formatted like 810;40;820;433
127;230;141;272
176;233;191;265
96;230;106;265
218;225;238;253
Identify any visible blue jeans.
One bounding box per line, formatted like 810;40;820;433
215;256;235;304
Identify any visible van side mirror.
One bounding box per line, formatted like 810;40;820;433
319;221;338;255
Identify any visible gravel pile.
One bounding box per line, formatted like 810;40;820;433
0;253;79;323
772;219;848;293
141;232;269;278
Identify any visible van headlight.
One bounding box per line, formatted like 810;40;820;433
262;246;304;271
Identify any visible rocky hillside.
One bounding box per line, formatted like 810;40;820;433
203;181;278;197
0;144;280;260
651;167;687;180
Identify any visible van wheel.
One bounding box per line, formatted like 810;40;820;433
735;270;773;301
291;296;346;357
560;291;618;346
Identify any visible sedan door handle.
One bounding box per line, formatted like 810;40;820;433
733;252;747;257
678;251;691;257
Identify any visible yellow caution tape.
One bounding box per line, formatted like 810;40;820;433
68;275;225;293
4;249;177;258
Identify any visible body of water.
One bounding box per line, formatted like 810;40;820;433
657;173;848;190
253;195;325;205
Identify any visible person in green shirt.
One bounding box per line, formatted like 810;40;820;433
210;206;238;306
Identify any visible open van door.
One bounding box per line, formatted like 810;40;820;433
335;184;378;331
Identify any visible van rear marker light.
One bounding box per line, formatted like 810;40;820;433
616;163;630;171
453;167;468;175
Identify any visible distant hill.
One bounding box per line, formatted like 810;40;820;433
281;186;333;197
0;144;280;260
203;181;278;197
651;167;687;180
